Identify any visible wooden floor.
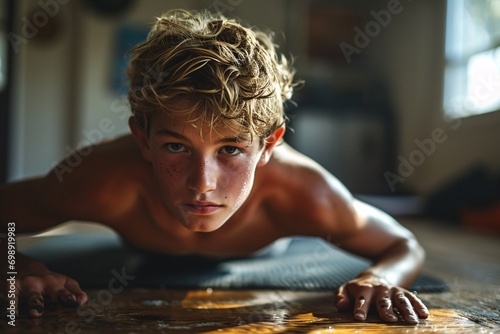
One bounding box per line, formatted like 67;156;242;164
2;217;500;333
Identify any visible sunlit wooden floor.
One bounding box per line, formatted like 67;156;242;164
3;288;498;333
2;218;500;333
2;289;495;334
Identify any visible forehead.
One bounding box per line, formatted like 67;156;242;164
150;110;252;144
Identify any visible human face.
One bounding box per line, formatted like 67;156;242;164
143;112;266;232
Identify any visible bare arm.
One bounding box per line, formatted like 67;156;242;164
0;140;141;317
1;173;90;316
336;200;425;288
1;141;135;235
328;198;429;324
1;175;67;234
0;148;128;315
270;149;429;325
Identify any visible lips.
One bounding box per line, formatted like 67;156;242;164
180;201;223;215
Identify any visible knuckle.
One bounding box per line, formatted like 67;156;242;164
356;283;373;289
388;286;400;295
18;276;41;288
66;277;80;287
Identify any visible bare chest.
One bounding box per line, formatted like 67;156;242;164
113;194;286;257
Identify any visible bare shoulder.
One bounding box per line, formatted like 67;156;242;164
45;135;150;224
259;143;359;237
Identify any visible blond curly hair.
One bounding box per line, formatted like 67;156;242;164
126;9;297;145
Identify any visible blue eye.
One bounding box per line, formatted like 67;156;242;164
164;143;186;152
221;146;241;155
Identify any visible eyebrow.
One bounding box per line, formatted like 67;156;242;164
155;129;186;140
155;129;250;144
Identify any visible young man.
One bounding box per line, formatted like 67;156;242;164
0;9;429;323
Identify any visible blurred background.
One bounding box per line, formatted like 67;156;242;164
1;0;499;229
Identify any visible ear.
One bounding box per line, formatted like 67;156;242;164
257;126;285;167
129;116;153;161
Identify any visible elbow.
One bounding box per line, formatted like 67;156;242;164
396;234;425;266
414;238;426;269
401;235;426;278
397;237;427;288
392;234;426;264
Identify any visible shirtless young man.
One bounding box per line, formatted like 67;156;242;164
0;9;429;324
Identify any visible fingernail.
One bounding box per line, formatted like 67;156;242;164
385;314;398;322
355;312;365;320
408;315;419;324
67;296;77;306
29;304;44;316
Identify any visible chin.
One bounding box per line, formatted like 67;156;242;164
181;220;225;233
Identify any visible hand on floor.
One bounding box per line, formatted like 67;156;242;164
13;257;87;317
334;274;429;324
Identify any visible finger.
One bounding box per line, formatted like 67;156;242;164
48;288;77;306
334;284;351;311
66;294;79;306
65;278;88;305
26;292;45;317
34;274;76;307
376;294;398;322
393;292;419;324
407;291;430;319
19;279;45;317
353;289;373;321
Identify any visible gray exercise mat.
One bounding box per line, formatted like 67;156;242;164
20;235;447;292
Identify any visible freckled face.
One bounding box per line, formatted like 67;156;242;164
146;112;265;232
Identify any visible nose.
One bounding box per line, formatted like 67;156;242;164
187;156;217;194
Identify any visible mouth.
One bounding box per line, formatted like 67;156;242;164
180;201;223;215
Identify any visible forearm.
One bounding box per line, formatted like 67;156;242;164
357;237;425;288
339;200;426;288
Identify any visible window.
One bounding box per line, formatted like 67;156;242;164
443;0;500;118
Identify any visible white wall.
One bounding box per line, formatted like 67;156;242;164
9;0;76;180
366;0;500;194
